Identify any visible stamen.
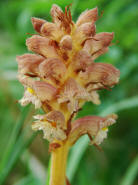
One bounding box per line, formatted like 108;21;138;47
27;87;35;94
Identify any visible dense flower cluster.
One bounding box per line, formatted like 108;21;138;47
17;4;120;146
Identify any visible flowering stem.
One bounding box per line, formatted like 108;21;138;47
50;141;70;185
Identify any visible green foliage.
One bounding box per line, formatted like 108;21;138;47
0;0;138;185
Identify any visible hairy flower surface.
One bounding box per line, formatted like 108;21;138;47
17;4;120;145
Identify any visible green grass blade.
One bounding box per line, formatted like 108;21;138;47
0;106;31;172
46;157;51;185
100;96;138;116
0;127;37;185
120;156;138;185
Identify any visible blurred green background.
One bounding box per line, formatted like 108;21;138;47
0;0;138;185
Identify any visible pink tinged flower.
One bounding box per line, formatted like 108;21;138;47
32;114;66;142
16;54;45;75
26;35;59;58
33;81;58;102
31;17;46;33
76;7;98;26
72;50;93;72
83;32;114;56
39;58;66;81
80;63;120;88
69;114;117;145
59;35;72;50
58;78;92;113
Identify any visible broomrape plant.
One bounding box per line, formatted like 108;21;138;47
16;4;120;185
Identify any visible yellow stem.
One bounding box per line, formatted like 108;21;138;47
50;141;70;185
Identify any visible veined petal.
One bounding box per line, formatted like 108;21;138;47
92;47;108;60
76;22;96;37
31;17;46;33
80;63;120;87
39;58;66;80
83;32;114;55
26;35;59;58
16;54;44;75
94;32;114;47
69;114;117;144
33;81;58;101
76;7;98;26
41;22;63;41
60;35;72;50
72;50;93;71
32;114;66;142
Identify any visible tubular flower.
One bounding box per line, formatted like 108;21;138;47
17;4;120;146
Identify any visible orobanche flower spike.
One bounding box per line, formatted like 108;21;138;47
17;4;120;185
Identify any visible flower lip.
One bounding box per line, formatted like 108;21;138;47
33;81;58;101
69;114;117;145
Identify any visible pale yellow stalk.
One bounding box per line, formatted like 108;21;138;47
50;141;70;185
